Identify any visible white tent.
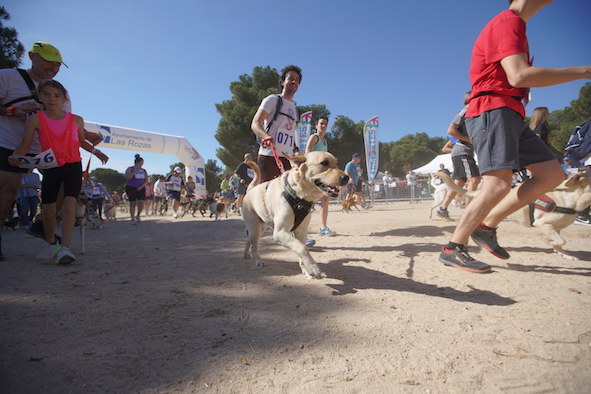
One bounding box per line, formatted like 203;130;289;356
412;154;454;175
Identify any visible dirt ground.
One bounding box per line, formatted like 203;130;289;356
1;201;590;394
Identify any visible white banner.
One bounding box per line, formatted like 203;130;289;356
297;111;312;153
364;116;379;184
84;121;206;197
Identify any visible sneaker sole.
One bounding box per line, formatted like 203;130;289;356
436;212;454;221
57;256;75;265
438;257;491;273
471;235;510;260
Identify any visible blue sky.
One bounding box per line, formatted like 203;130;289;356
5;0;591;176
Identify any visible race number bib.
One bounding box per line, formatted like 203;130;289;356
13;149;58;169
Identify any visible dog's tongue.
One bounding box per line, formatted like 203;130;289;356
325;185;339;196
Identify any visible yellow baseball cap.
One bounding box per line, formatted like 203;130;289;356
29;42;68;68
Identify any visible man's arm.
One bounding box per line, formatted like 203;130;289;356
447;123;471;143
251;108;271;141
442;140;453;154
501;53;591;88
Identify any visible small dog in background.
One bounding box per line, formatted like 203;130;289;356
204;193;226;221
103;200;116;221
341;193;360;213
86;214;104;230
4;203;19;230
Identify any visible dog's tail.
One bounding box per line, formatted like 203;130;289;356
434;171;475;197
246;160;261;193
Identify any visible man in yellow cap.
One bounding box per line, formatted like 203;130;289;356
0;42;103;260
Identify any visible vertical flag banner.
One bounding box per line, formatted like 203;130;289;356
297;111;313;153
364;116;379;184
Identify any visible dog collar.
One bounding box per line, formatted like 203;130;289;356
528;194;578;225
282;175;314;232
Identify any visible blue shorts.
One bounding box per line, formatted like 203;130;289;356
167;190;181;202
466;107;556;175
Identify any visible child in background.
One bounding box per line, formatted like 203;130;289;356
9;79;108;264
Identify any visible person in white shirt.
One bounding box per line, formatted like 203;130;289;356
165;166;185;218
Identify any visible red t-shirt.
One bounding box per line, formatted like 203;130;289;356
466;10;530;119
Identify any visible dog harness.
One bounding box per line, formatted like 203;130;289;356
528;194;577;225
282;175;314;232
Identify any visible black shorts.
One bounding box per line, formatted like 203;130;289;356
0;147;34;173
126;185;146;201
41;161;83;204
237;182;251;195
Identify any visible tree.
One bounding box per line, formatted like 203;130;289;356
0;7;24;69
299;104;331;129
325;115;365;171
548;82;591;156
89;168;126;195
387;133;446;176
204;159;223;195
215;66;281;170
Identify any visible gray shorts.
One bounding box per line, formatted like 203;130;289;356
451;155;480;182
466;107;556;175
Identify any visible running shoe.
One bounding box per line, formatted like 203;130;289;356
574;217;591;227
435;207;454;221
319;227;336;236
27;220;62;243
56;247;76;265
37;241;61;260
471;223;510;259
306;238;316;247
438;245;491;273
136;216;141;223
173;212;178;219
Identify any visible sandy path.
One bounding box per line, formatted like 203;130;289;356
1;202;590;393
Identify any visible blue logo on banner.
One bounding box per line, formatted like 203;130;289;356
98;126;111;144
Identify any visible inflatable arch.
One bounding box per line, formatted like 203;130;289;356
84;121;206;197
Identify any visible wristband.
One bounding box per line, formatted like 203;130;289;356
6;107;17;117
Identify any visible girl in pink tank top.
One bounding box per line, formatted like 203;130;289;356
8;80;108;265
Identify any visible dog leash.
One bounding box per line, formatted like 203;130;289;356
262;138;285;174
81;146;93;189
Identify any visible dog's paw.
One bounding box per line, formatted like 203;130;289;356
255;260;266;267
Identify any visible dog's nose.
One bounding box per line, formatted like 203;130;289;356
339;174;349;185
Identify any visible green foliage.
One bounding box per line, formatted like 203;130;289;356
215;66;281;170
204;159;223;195
0;7;24;69
325;115;365;170
548;83;591;156
89;168;126;195
299;104;331;127
386;133;446;176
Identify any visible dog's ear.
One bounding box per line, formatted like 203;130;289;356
284;152;306;169
564;172;585;188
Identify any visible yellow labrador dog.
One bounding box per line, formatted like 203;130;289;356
241;151;349;278
436;171;591;260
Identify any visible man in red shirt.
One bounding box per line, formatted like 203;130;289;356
439;0;591;273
